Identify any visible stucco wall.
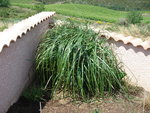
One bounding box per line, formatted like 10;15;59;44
0;13;54;113
109;39;150;92
0;15;149;113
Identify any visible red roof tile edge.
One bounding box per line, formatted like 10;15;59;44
100;32;150;50
0;12;55;53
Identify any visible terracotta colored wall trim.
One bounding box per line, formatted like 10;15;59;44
0;12;55;113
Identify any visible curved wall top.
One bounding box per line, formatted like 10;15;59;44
99;31;150;92
0;12;55;53
0;11;55;113
100;32;150;50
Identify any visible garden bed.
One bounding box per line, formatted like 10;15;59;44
7;22;150;113
7;89;150;113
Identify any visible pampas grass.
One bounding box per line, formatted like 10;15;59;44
36;22;126;99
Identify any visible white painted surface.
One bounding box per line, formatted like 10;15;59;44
0;13;54;113
110;40;150;92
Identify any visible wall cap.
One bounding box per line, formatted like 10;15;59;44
0;11;55;53
100;32;150;50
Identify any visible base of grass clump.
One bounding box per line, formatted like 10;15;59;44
36;22;126;100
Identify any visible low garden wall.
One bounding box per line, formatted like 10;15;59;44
101;33;150;92
0;12;55;113
0;12;149;113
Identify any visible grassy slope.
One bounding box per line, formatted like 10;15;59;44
10;1;150;23
10;0;36;3
45;4;150;23
36;0;150;10
45;4;126;23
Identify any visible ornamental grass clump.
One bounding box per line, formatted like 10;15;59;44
36;23;126;99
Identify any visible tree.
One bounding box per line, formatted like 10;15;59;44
127;11;143;24
0;0;10;7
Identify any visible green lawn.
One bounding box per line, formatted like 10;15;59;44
10;0;36;4
18;0;150;11
10;0;150;23
45;4;127;23
12;3;150;23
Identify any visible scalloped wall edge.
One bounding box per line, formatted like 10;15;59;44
100;32;150;50
0;11;55;53
99;31;150;92
0;13;55;113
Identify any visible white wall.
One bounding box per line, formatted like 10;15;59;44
0;12;55;113
109;39;150;92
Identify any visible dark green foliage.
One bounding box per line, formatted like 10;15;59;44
0;7;36;20
0;9;9;17
38;0;46;4
36;0;150;11
108;5;127;11
127;11;143;24
0;0;10;7
22;86;44;101
34;3;45;12
36;23;126;99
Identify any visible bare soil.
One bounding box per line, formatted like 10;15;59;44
8;90;150;113
42;92;150;113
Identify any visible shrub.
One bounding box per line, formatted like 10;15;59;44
127;11;143;24
34;3;45;12
118;18;128;26
0;8;9;18
0;0;10;7
36;23;126;99
0;25;7;31
22;86;44;101
108;5;126;11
